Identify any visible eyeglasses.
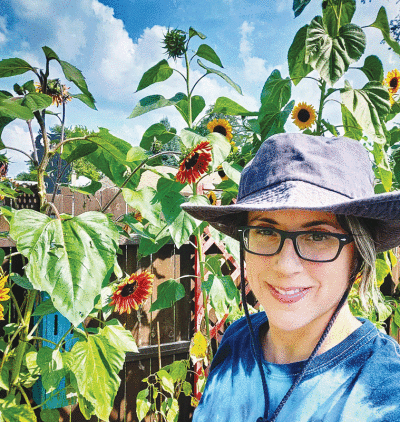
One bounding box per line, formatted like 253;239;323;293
238;226;354;263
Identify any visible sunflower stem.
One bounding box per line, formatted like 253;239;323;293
184;51;192;128
316;80;327;136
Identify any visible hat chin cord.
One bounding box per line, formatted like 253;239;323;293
239;240;350;422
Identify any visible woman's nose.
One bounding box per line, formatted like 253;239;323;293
273;238;304;274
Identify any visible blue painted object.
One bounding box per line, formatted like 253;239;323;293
32;293;78;410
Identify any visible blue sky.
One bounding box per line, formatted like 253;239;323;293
0;0;399;177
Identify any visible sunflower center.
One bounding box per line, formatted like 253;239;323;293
120;281;138;297
213;125;227;136
298;109;311;122
390;77;399;89
185;152;199;170
208;195;214;204
217;168;226;178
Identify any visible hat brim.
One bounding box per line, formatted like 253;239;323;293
181;181;400;253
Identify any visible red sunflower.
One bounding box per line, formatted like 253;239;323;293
176;141;212;184
110;271;154;314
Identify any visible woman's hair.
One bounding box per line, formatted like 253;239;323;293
336;215;379;312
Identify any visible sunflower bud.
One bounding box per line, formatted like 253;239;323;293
163;28;187;59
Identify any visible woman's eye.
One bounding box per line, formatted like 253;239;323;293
255;228;275;236
310;233;328;242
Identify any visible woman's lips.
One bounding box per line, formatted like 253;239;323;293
268;284;311;304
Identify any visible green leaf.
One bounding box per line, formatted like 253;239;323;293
196;44;223;67
359;55;384;82
67;180;103;196
0;396;37;421
71;93;97;110
0;249;4;267
40;409;60;422
212;97;257;116
59;60;95;104
370;7;400;56
140;123;177;150
136;60;174;92
376;258;390;286
42;46;60;61
215;179;238;205
22;80;36;93
293;0;312;17
373;143;392;192
102;320;138;353
136;389;151;421
322;119;338;136
197;59;242;95
182;381;192;396
0;58;34;78
189;27;207;40
149;279;186;312
0;98;34;120
258;101;294;141
32;298;57;316
206;132;231;171
341;104;362;140
127;146;148;162
22;93;52;112
138;228;171;258
322;0;356;37
203;274;239;320
167;398;179;422
9;210;120;326
129;93;185;119
260;69;291;108
175;95;206;125
179;129;205;150
66;328;126;420
60;142;97;163
221;162;241;184
0;116;14;142
162;193;208;248
122;187;162;227
157;370;175;396
341;81;391;144
36;347;65;393
305;17;366;86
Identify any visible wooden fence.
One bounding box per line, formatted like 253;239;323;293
0;186;201;421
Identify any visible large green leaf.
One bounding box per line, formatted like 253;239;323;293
196;44;223;68
341;81;391;144
129;93;185;119
136;389;151;421
122;187;162;227
61;142;98;163
179;128;205;150
59;60;95;104
61;128;143;190
0;98;34;120
140;123;177;150
0;58;34;78
212;97;258;116
42;46;60;61
149;279;186;312
21;93;52;112
162;193;208;248
136;60;174;92
175;95;206;125
288;25;313;85
341;104;362;140
138;226;172;258
260;69;291;108
197;59;242;95
102;320;138;353
258;100;294;141
189;27;207;40
0;395;37;422
36;347;65;393
359;55;384;82
65;329;127;420
322;0;356;37
0;117;14;143
9;210;120;326
305;17;366;86
370;7;400;56
293;0;312;17
206;132;231;171
71;93;97;110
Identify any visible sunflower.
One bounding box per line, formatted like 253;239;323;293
207;191;217;205
207;119;233;141
0;274;10;321
384;69;400;95
176;141;212;184
217;165;228;181
291;102;317;130
35;79;72;107
110;271;154;314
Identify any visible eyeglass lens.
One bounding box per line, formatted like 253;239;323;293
244;227;341;262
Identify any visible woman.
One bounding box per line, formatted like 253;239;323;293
182;133;400;422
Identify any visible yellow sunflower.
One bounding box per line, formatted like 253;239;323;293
384;69;400;95
110;271;154;314
291;102;317;130
0;273;10;321
207;118;233;141
207;191;217;205
217;165;228;181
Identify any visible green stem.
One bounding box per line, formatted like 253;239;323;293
17;384;32;407
316;80;327;136
9;290;37;394
27;336;58;346
185;51;192;128
8;288;24;323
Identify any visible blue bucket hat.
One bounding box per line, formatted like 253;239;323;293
181;133;400;252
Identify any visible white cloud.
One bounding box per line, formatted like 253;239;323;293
276;0;292;13
11;0;52;19
54;16;87;61
239;21;255;58
0;16;7;45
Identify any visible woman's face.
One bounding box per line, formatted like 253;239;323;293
246;209;355;332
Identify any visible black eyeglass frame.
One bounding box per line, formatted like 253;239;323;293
238;226;354;263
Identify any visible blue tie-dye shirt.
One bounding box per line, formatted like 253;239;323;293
193;313;400;422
